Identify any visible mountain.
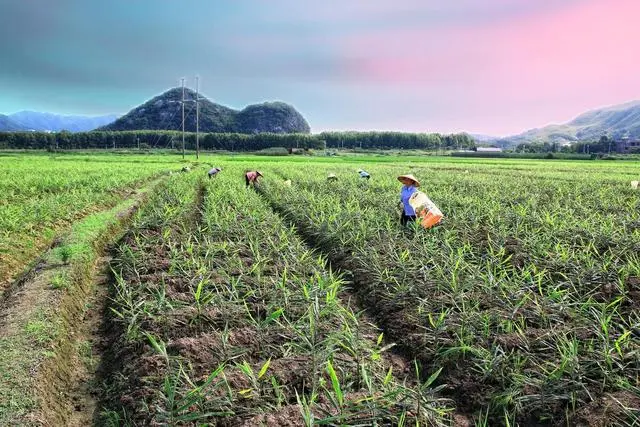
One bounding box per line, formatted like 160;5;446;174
8;111;118;132
498;100;640;146
100;88;311;134
0;114;24;131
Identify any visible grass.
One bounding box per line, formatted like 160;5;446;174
0;173;166;425
0;154;179;290
24;309;60;345
256;159;640;424
102;169;451;425
1;151;639;424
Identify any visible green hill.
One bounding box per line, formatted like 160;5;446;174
101;88;310;134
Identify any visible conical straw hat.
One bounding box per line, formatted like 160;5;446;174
397;174;420;187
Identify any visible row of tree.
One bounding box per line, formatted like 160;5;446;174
514;136;639;155
0;131;323;151
0;130;477;151
319;131;476;150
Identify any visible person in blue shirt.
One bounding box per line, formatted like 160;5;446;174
398;174;420;226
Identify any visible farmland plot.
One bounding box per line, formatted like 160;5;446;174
0;155;175;289
1;153;639;425
259;161;640;425
101;170;449;425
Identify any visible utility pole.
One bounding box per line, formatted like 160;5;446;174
137;136;140;150
195;76;200;160
181;78;185;160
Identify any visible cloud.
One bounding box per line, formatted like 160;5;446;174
0;0;638;134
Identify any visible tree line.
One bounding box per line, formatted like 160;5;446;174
0;131;322;151
515;136;639;155
0;130;476;151
319;131;475;150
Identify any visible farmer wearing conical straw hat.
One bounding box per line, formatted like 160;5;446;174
245;170;262;188
398;174;420;226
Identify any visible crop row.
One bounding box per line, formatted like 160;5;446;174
103;169;451;425
258;162;640;425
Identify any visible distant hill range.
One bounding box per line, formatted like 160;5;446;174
1;111;118;132
100;88;311;134
0;114;23;132
490;100;640;147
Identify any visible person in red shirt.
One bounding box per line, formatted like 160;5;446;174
245;170;263;187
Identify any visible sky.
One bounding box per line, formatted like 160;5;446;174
0;0;639;136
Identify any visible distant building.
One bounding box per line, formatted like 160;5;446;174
476;147;503;152
615;137;640;154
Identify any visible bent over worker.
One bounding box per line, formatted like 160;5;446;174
358;169;371;180
398;174;420;226
208;167;222;178
245;170;263;188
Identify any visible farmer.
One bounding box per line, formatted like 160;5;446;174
358;169;371;180
327;173;338;181
398;174;420;226
207;167;222;178
245;170;263;188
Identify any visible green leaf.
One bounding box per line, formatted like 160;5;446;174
266;308;284;323
326;360;343;406
423;367;443;388
258;358;271;379
383;366;393;386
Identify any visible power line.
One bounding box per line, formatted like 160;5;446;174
182;78;185;160
195;76;200;160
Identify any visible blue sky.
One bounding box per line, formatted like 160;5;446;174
1;0;638;135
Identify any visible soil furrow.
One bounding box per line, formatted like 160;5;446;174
0;177;164;426
96;175;454;425
255;185;473;425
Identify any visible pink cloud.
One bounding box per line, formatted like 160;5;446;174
335;0;640;134
345;0;640;86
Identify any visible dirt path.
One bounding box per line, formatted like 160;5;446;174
0;178;164;426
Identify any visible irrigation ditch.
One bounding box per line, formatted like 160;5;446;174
0;176;166;426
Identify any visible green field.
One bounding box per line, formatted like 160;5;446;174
1;152;639;425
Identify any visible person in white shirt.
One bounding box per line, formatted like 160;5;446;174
207;167;222;178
